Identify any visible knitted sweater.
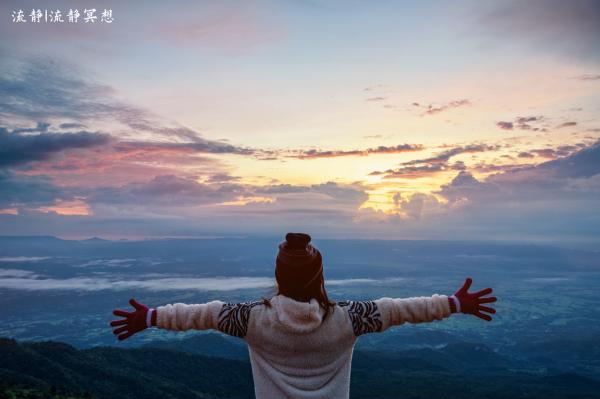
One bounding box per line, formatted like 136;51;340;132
156;293;452;399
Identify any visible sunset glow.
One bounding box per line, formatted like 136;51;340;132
1;0;598;242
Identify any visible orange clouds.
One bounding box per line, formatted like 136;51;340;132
290;144;424;160
34;199;92;216
0;208;18;215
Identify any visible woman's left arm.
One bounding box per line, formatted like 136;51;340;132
375;278;497;331
155;300;226;331
340;278;496;337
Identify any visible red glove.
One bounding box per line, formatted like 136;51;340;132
448;278;497;321
110;298;156;341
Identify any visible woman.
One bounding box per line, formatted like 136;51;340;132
110;232;496;399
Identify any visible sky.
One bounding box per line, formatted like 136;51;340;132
0;0;599;243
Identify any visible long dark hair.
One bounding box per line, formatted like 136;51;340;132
261;269;337;321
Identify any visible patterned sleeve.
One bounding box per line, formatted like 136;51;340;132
338;300;383;336
339;294;452;337
216;300;264;338
156;299;263;338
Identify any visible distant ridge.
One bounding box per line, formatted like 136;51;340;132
80;237;110;243
0;235;66;241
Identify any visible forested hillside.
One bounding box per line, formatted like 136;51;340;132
2;338;599;399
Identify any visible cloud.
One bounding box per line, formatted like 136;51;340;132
496;121;514;130
0;125;111;168
404;144;499;165
34;198;92;216
517;152;535;158
0;273;404;292
0;171;66;208
206;173;241;183
556;121;577;128
2;140;598;240
63;177;370;231
365;96;386;102
14;136;236;190
370;144;499;179
496;116;547;131
392;192;444;220
256;181;368;206
437;140;600;204
524;277;573;284
290;144;424;159
357;140;600;240
0;257;51;263
0;275;276;292
85;174;249;207
370;164;447;179
0;148;372;227
533;140;600;179
308;182;369;205
413;99;471;116
113;140;254;157
75;259;145;268
470;162;532;174
0;56;252;153
436;170;490;205
11;122;50;134
0;56;115;121
0;269;38;278
515;145;583;160
530;149;559;159
59;122;87;129
515;116;545;131
411;141;600;242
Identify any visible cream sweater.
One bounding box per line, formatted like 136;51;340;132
156;293;452;399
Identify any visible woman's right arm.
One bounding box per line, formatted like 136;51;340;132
374;294;452;332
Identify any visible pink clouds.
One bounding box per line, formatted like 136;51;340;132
0;208;18;215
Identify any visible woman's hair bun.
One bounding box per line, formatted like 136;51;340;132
285;232;311;249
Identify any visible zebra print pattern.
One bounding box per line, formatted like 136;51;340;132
217;300;263;338
338;300;383;336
